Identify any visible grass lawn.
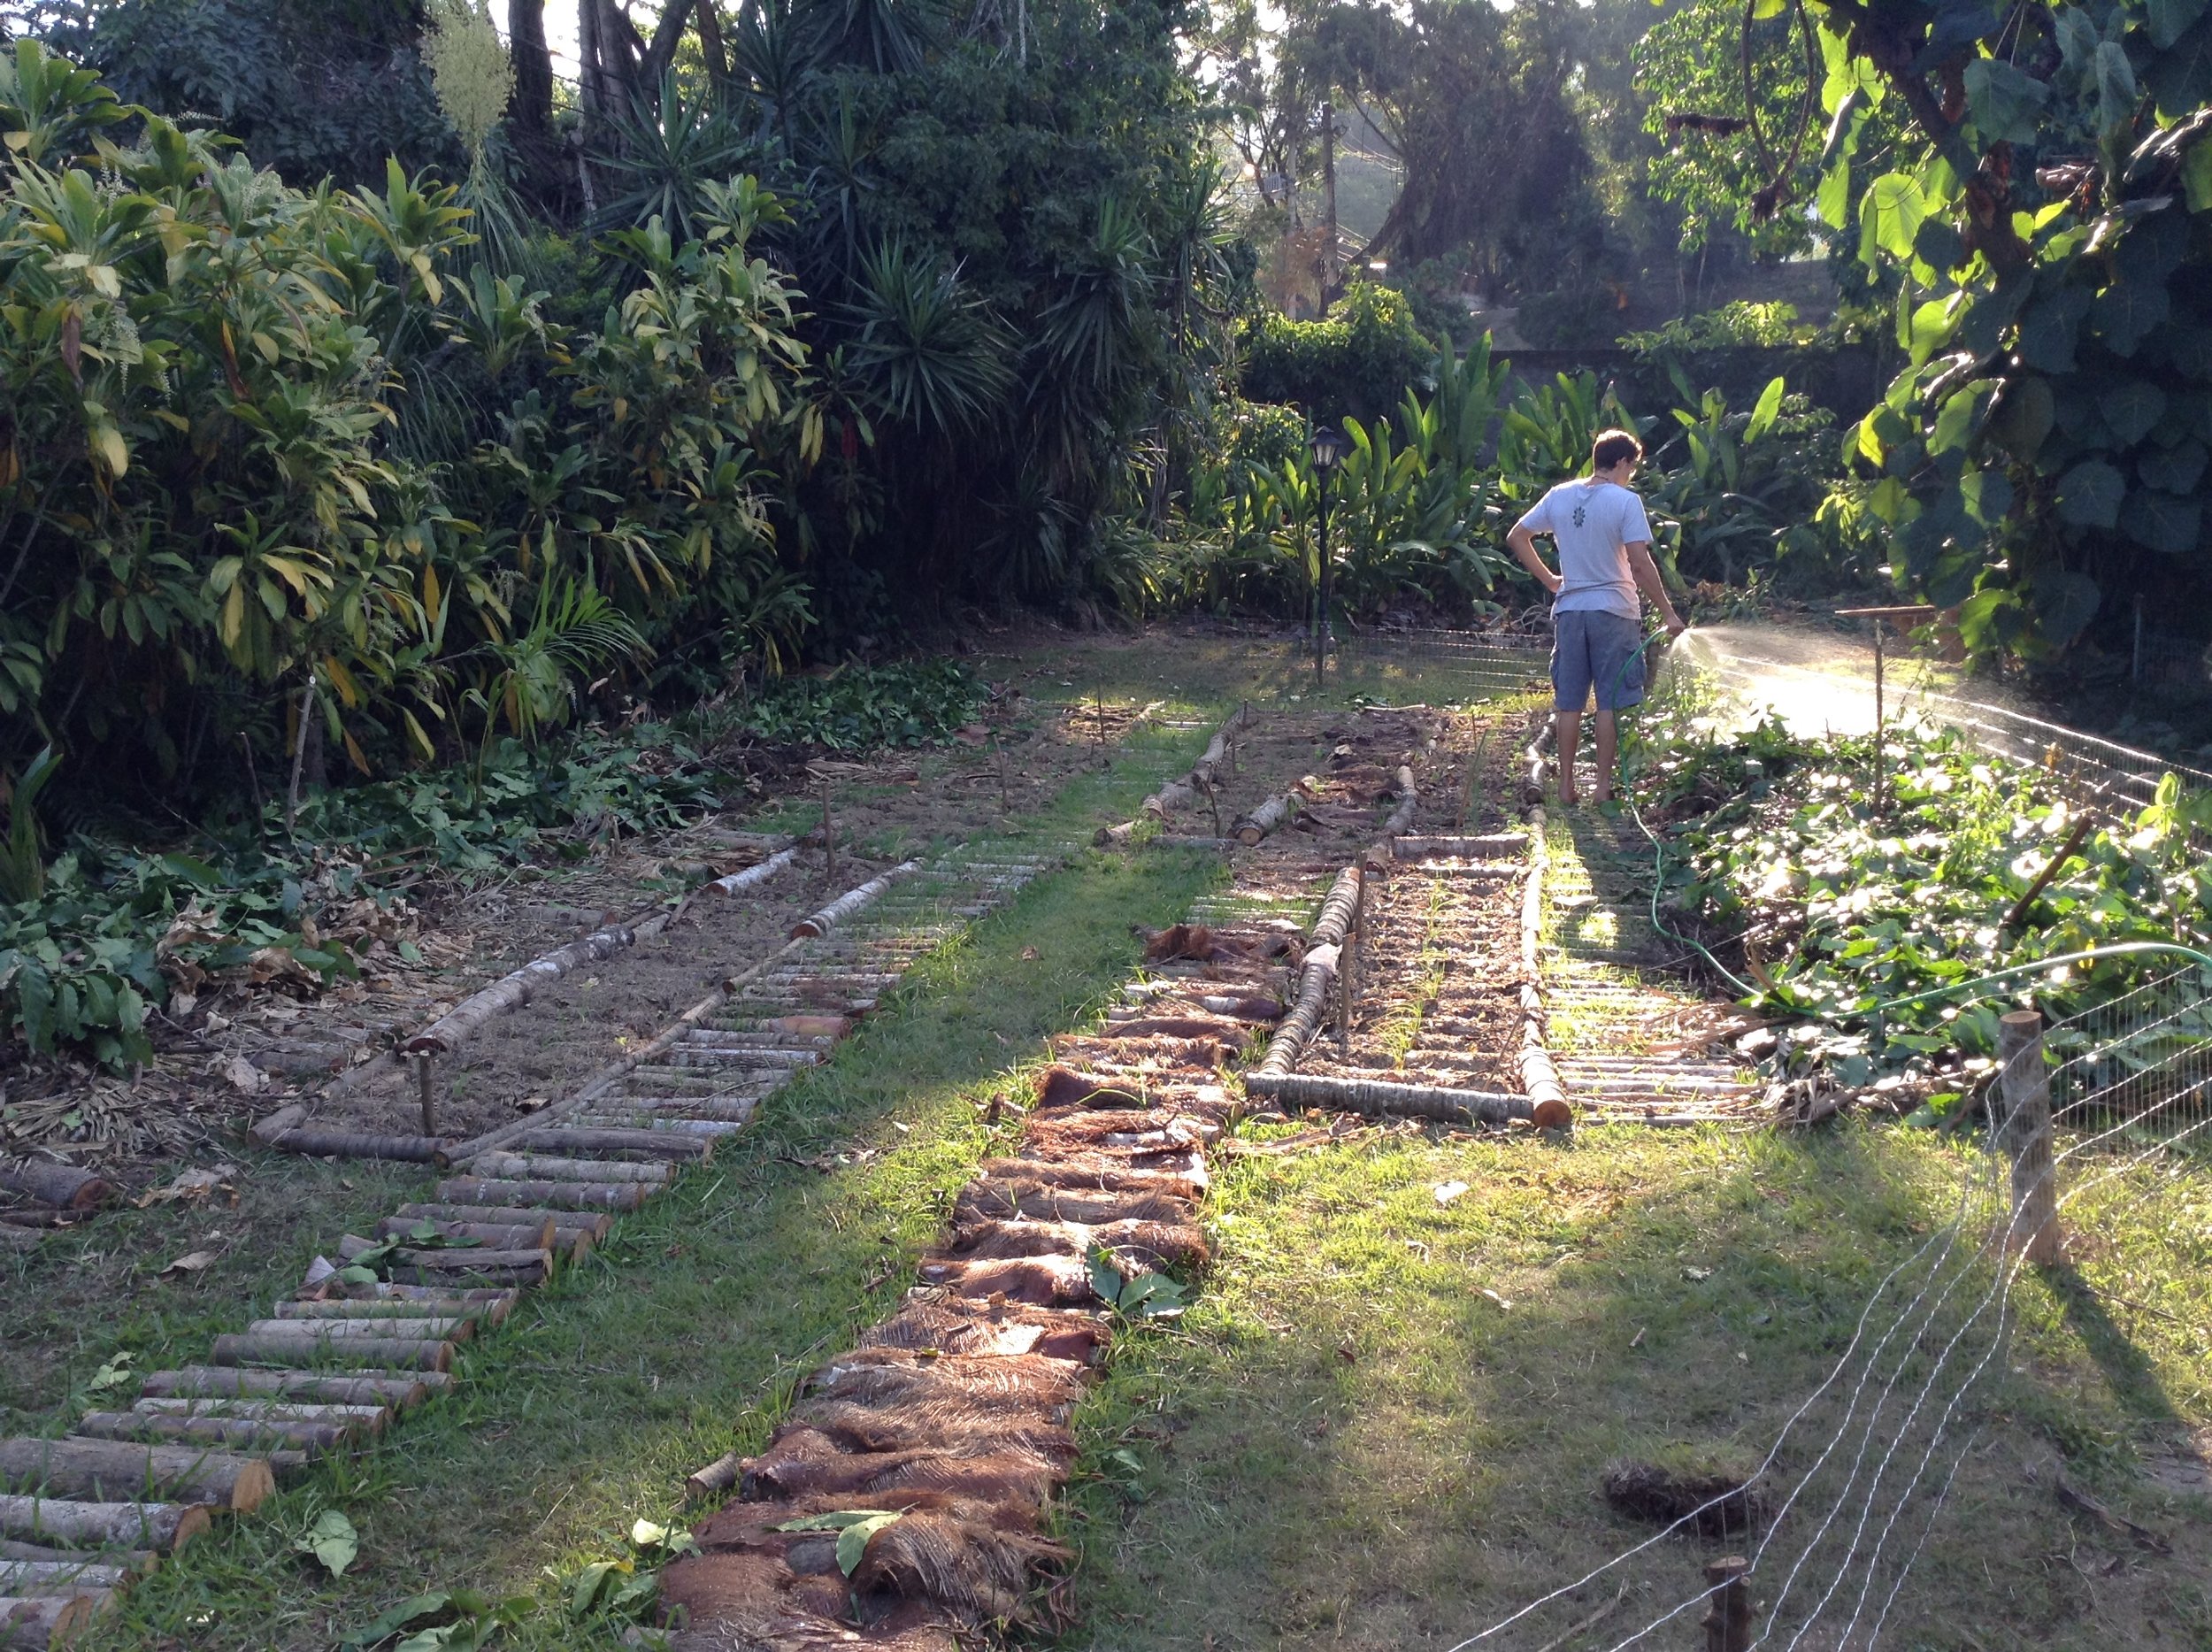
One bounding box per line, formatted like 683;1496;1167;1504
1057;1115;2212;1650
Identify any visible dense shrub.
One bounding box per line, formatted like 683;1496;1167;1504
1237;282;1435;426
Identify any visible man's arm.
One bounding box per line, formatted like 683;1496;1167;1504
1507;523;1561;595
1624;541;1686;636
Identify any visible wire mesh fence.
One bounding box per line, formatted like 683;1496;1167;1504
1675;628;2212;812
1328;626;1552;701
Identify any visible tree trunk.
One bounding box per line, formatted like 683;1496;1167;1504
208;1332;454;1372
510;0;554;134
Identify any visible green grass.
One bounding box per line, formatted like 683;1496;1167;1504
62;840;1225;1650
1053;1105;2212;1650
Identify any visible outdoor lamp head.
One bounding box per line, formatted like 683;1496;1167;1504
1310;426;1347;474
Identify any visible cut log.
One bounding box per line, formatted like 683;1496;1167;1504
269;1131;449;1164
1382;765;1417;836
1095;705;1258;844
789;862;920;939
332;1237;551;1282
1244;1070;1532;1125
208;1333;452;1374
0;1557;130;1592
391;1203;612;1241
133;1399;384;1434
511;1127;709;1163
246;1104;308;1146
1392;834;1527;859
368;1218;557;1255
408;919;646;1057
0;1592;96;1649
0;1163;112;1213
275;1293;518;1325
0;1496;208;1555
1230;793;1294;847
138;1369;427;1411
0;1439;273;1512
242;1310;472;1341
0;1541;151;1575
71;1412;354;1455
434;1178;645;1212
684;1450;743;1503
462;1153;670;1186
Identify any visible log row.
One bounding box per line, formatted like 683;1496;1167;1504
657;894;1289;1650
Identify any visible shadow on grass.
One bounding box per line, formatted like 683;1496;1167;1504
1056;1117;2212;1652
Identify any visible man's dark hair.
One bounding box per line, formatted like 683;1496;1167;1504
1592;428;1643;473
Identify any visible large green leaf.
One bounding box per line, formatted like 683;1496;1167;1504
2091;280;2170;357
2127;490;2201;553
2147;13;2212;116
1960;465;2015;526
1962;57;2050;143
2018;287;2089;372
1860;173;1927;267
1988;374;2055;459
2033;570;2102;645
2093;40;2139;134
2056;458;2125;528
1745;375;1786;443
2098;380;2167;448
2139;440;2208;494
2149;0;2210;50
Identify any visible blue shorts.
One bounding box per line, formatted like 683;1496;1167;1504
1552;610;1646;712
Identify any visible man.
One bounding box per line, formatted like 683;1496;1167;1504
1506;427;1686;807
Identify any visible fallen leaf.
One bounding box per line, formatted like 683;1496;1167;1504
1432;1179;1470;1205
223;1054;267;1094
161;1249;219;1279
512;1095;549;1113
139;1165;242;1209
1684;1266;1713;1281
1020;946;1041;961
296;1509;358;1577
1479;1287;1514;1310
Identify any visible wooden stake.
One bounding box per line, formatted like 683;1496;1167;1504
1701;1556;1751;1652
820;772;836;887
995;738;1010;816
1997;1009;2060;1264
413;1050;437;1139
1872;625;1886;815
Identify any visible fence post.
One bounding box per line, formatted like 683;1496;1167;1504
1997;1009;2060;1265
1701;1556;1750;1652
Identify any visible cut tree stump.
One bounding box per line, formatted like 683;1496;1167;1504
0;1439;273;1512
0;1496;209;1554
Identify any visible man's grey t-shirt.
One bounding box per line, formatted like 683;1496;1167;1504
1515;480;1652;620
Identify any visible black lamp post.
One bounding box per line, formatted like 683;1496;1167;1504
1310;424;1347;688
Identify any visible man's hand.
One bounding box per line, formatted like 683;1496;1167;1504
1663;611;1687;639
